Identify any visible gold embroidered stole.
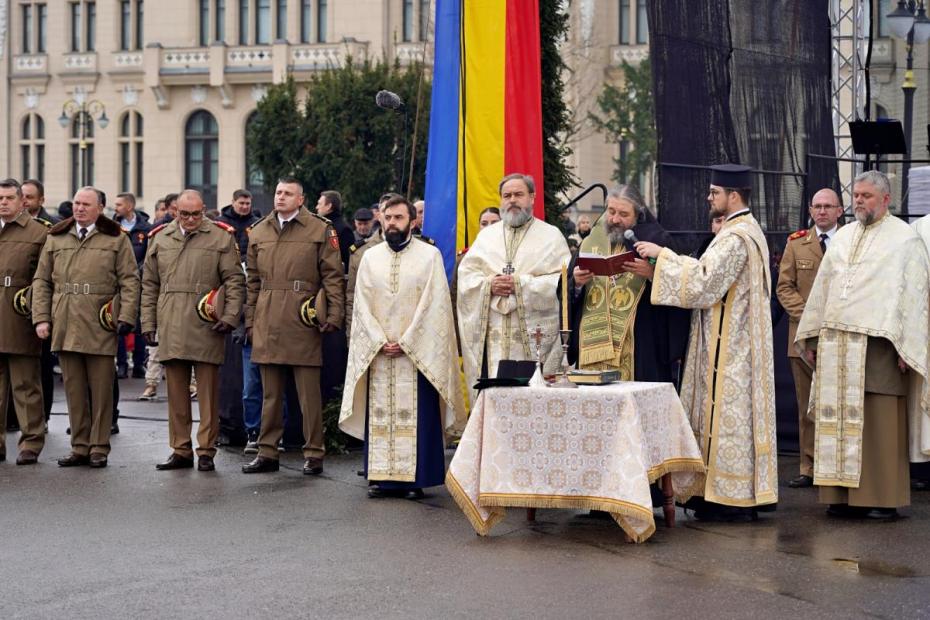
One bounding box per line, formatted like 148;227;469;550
367;353;419;482
578;230;645;379
812;328;867;487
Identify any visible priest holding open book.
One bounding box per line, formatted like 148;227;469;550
568;185;687;384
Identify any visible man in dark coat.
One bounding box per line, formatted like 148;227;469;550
315;190;355;273
217;189;261;259
114;192;151;378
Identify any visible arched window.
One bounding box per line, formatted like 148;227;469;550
119;111;144;196
245;111;270;215
70;111;95;196
19;113;45;181
185;110;219;209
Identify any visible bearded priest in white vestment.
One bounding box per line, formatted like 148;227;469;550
635;164;778;521
340;197;466;499
798;170;930;520
457;174;570;403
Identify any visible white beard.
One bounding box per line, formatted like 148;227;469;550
502;207;531;228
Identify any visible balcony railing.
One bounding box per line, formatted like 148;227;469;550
609;45;648;66
13;54;48;74
62;52;98;72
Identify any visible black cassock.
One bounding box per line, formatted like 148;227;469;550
565;220;689;386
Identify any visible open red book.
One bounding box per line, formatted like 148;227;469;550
575;251;638;277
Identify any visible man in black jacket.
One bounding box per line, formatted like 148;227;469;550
217;189;261;259
315;190;355;273
114;192;151;379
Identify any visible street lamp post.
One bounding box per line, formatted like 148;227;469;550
58;88;109;189
886;1;930;217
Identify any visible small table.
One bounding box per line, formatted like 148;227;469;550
446;382;705;543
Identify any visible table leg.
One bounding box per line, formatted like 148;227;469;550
526;508;537;522
661;474;675;527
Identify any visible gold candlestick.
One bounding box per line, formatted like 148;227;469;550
561;261;569;331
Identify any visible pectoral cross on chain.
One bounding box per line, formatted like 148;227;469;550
532;324;543;349
503;262;515;275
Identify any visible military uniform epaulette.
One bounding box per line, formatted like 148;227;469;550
349;243;359;253
148;222;168;238
787;229;808;241
310;212;331;224
35;217;53;227
213;220;235;234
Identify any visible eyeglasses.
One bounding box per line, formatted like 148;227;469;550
178;210;204;219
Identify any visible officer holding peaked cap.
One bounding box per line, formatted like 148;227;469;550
141;189;245;472
32;186;140;468
0;178;48;465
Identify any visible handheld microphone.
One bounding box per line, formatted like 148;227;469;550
375;90;404;111
623;229;656;264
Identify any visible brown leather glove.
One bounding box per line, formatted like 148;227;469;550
211;320;235;334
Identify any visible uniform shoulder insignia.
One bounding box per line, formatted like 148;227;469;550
148;223;168;238
418;235;435;245
787;229;807;241
310;212;332;224
36;217;52;227
349;244;358;253
213;220;235;233
327;227;339;250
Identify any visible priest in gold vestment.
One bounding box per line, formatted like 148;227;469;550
797;170;930;519
340;196;466;498
457;174;570;403
569;185;687;383
635;165;778;521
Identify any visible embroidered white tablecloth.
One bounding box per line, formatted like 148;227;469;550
446;382;704;542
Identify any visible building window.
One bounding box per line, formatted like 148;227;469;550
137;0;144;49
71;2;81;52
87;1;96;51
22;4;32;53
19;113;45;182
239;0;249;44
256;0;271;44
403;0;414;42
119;111;144;197
70;1;96;52
185;111;219;210
317;0;327;42
300;0;311;42
276;0;287;40
419;0;430;41
120;1;143;50
877;0;891;38
216;0;226;42
200;0;210;45
619;0;630;45
635;0;647;44
70;112;95;196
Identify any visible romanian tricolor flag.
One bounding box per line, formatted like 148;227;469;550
423;0;545;278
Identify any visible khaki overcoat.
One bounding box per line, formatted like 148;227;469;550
245;208;344;366
0;210;48;356
31;215;140;355
776;227;825;358
141;219;246;365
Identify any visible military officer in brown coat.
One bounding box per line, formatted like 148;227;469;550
32;186;140;468
0;179;48;464
242;177;345;475
776;188;843;488
142;190;246;472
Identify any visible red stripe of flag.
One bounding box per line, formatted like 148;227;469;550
504;0;546;219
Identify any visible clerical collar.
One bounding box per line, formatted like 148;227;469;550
387;235;412;253
726;209;751;222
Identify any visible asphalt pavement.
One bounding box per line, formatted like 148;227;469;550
1;377;929;619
